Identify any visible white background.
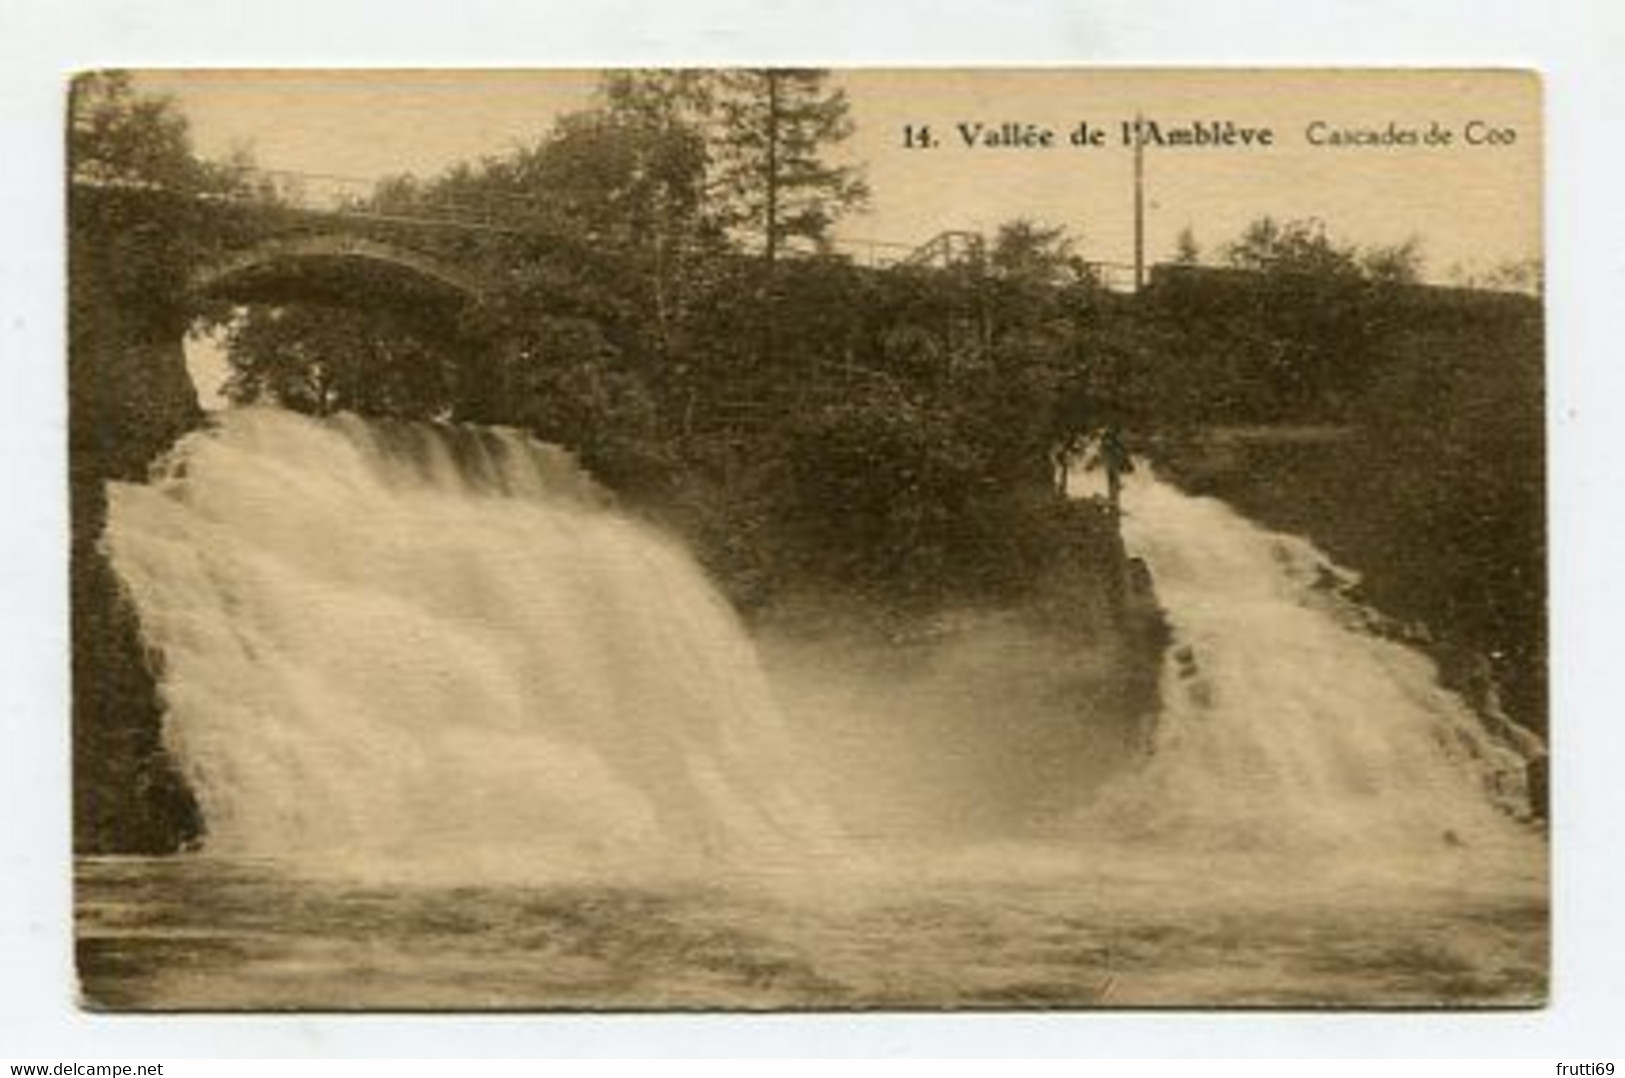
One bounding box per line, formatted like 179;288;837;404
2;0;1622;1058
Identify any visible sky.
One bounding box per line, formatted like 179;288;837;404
133;67;1542;282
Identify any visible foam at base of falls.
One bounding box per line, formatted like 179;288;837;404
105;407;834;881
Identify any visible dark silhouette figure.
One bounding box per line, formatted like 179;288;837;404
1100;425;1134;516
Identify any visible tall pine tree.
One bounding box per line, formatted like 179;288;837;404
708;69;868;266
707;70;867;366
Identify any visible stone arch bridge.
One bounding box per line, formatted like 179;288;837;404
71;175;505;483
192;232;489;310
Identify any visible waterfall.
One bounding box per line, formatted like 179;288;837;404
103;408;832;881
104;409;1541;896
1086;467;1543;888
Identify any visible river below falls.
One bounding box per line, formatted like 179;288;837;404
76;851;1545;1010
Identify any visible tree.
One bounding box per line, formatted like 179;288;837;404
1361;237;1424;285
979;219;1108;488
1225;216;1421;286
1477;256;1544;296
72;71;209;190
706;70;868;364
1173;225;1201;265
589;71;726;363
70;72;257;341
222;303;458;418
349;76;738;423
1224;216;1363;280
535;79;727;333
709;69;868;265
990;219;1082;286
1213;217;1382;417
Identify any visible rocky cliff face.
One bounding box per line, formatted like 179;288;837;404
70;240;205;853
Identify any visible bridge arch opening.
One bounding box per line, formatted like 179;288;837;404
191;234;487;312
185;234;491;419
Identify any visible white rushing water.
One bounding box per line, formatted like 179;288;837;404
104;408;833;881
1082;466;1543;894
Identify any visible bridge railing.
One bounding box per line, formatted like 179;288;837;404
212;165;538;234
72;163;538;235
74;164;1153;288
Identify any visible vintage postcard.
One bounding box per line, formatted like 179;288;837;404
69;68;1546;1010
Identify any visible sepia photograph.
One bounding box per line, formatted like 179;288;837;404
67;67;1546;1011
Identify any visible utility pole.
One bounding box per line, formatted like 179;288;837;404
1133;111;1146;292
763;70;780;369
764;70;780;277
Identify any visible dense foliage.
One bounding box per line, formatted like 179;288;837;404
70;72;261;349
1128;218;1427;426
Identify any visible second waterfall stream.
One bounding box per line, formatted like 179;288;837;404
1083;465;1542;892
